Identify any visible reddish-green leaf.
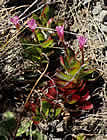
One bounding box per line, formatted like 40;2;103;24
64;89;78;95
80;82;86;92
56;72;71;81
40;5;50;25
60;56;64;66
40;38;54;48
35;30;45;42
80;91;90;102
55;108;62;117
68;94;80;104
80;102;93;110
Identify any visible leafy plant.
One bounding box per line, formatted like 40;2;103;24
16;119;47;140
76;134;85;140
26;98;62;125
43;47;94;117
21;5;62;63
0;112;16;139
25;46;94;127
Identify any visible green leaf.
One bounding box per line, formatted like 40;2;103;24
32;130;47;140
35;46;42;54
40;5;50;26
32;55;41;61
0;112;16;138
32;116;41;122
55;108;61;117
76;134;85;140
62;57;69;70
56;72;72;81
3;111;14;119
0;135;8;140
55;79;67;86
40;39;54;48
0;126;9;138
69;62;81;76
21;38;43;61
66;47;75;58
35;30;45;42
16;119;32;137
32;13;40;21
79;69;94;80
41;100;51;115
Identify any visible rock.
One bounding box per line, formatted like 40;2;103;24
99;10;107;22
101;24;107;33
92;2;102;15
0;0;3;6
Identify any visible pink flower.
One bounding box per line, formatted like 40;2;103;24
47;18;53;27
10;16;19;28
27;19;37;32
77;36;87;49
56;25;64;41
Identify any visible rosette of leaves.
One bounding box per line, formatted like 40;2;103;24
44;48;94;117
21;5;63;63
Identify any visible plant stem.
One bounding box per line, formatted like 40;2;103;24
81;48;84;64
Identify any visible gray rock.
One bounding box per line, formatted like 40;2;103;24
92;2;102;15
99;10;107;22
0;0;3;6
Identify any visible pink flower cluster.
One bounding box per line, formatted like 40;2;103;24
10;16;65;41
10;16;37;32
10;16;20;28
10;16;88;47
27;19;37;32
77;36;87;49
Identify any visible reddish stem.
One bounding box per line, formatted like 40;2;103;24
81;48;84;64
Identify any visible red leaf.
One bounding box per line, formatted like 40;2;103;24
25;103;30;109
30;103;36;112
46;92;56;100
72;94;80;100
58;87;66;92
66;94;80;104
25;102;37;112
80;102;93;110
55;79;67;86
33;120;40;125
48;80;55;86
78;80;84;88
60;56;65;66
80;91;90;102
64;81;76;89
65;89;78;95
48;87;57;95
47;18;54;27
45;80;57;99
80;82;86;92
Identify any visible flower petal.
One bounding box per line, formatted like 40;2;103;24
27;19;37;31
56;25;64;41
77;36;87;49
10;16;19;27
